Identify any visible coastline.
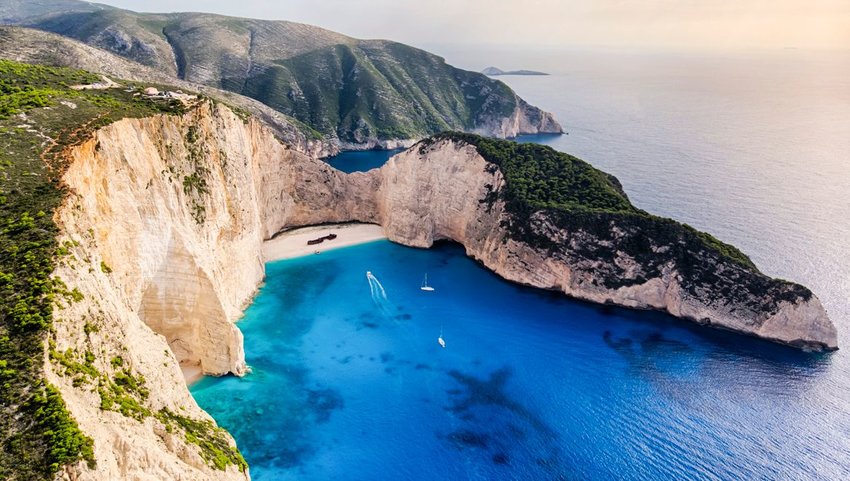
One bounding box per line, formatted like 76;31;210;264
263;223;388;262
181;223;387;385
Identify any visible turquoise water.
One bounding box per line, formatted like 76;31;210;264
192;240;848;480
323;148;404;173
193;50;850;479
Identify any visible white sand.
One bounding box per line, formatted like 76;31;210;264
262;223;387;262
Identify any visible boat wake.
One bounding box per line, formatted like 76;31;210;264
366;271;387;302
366;271;394;319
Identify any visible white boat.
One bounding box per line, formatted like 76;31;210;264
438;336;446;348
420;273;435;291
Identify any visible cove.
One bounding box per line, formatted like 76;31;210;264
323;148;404;173
190;240;846;480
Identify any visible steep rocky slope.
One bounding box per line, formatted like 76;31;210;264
44;98;384;480
372;138;838;350
7;0;563;147
0;61;270;481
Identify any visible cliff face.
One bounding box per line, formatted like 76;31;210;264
49;100;383;479
471;97;563;139
370;140;838;351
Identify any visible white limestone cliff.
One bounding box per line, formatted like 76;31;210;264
370;140;837;351
48;98;387;480
472;96;563;139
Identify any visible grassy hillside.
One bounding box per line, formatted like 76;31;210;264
10;1;561;144
0;59;243;480
244;40;519;141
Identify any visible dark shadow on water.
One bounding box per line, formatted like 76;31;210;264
446;367;553;435
443;430;490;449
306;388;343;423
439;366;570;478
492;453;510;465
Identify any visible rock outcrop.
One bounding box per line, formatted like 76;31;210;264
50;99;385;479
49;100;834;480
370;140;838;351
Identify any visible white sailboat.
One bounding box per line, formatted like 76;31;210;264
420;273;435;291
438;325;446;348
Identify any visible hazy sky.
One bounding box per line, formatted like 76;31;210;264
93;0;850;52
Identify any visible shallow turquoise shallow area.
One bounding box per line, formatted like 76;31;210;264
191;240;848;480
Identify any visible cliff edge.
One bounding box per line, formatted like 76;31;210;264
371;137;837;350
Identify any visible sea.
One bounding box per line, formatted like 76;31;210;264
191;49;850;480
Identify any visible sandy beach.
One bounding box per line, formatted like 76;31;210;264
262;223;388;262
181;223;387;384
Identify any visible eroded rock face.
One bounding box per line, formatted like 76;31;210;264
369;140;838;351
472;96;563;139
51;101;358;480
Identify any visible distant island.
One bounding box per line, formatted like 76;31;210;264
482;66;549;76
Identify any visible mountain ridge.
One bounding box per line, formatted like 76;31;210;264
6;1;563;147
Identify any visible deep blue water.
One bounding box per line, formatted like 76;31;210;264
192;241;847;480
323;148;404;173
193;50;850;480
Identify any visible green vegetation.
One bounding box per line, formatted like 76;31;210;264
434;133;634;214
49;343;99;381
0;61;96;119
24;383;96;473
0;59;186;480
98;369;151;421
245;42;521;142
181;125;210;224
156;409;248;472
430;133;811;308
19;7;549;143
